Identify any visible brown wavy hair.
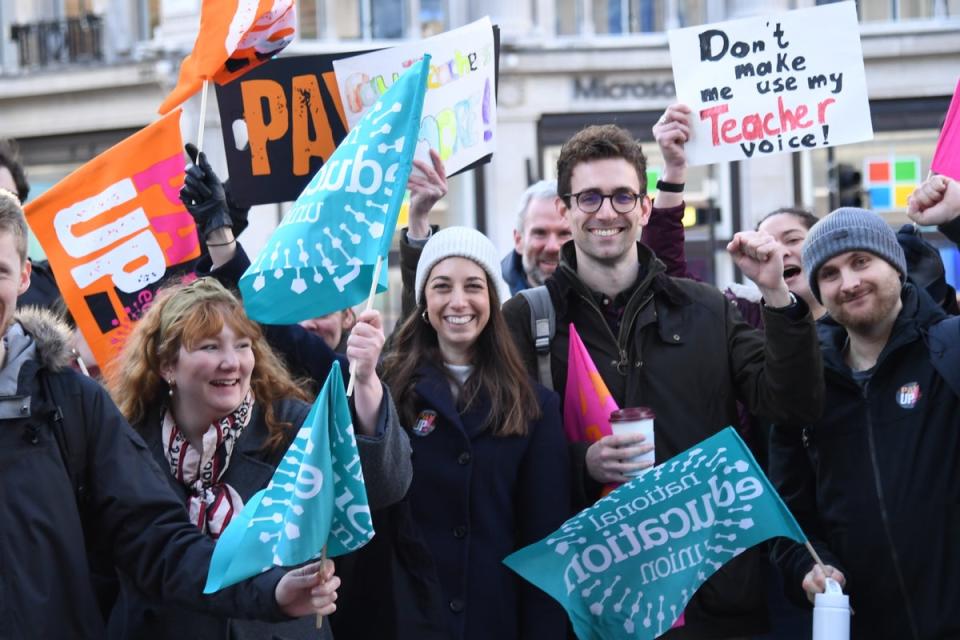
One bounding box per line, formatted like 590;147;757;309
557;124;648;208
381;270;540;437
108;277;309;451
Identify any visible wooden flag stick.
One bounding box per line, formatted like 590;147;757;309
315;545;328;629
196;79;210;154
345;255;384;397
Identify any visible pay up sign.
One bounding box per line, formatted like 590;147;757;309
668;1;873;166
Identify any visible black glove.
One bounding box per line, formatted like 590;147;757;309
222;179;250;238
181;143;232;239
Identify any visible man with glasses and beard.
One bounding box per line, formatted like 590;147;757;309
771;206;960;639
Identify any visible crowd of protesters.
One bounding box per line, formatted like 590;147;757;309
1;99;959;640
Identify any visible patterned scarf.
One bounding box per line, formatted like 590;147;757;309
162;392;254;539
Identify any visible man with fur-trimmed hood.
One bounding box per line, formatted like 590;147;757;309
0;189;339;637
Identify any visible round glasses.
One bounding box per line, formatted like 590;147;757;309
564;189;643;214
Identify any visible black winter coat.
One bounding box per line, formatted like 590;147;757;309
0;309;286;640
501;241;824;639
403;364;571;640
112;391;413;640
771;284;960;639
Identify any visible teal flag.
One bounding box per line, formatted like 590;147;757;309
504;427;806;640
204;362;373;593
239;55;431;324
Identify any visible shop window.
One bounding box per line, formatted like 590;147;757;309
556;0;705;35
299;0;448;40
817;0;960;21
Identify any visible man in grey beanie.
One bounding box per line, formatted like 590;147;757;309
770;205;960;639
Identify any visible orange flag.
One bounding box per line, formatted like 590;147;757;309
24;110;201;375
158;0;296;115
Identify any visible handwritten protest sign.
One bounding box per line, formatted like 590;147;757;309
931;78;960;181
23;111;199;374
668;1;872;166
333;17;497;175
505;427;806;640
215;52;358;206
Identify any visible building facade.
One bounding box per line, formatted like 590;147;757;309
1;0;958;315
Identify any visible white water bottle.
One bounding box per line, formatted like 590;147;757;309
813;577;850;640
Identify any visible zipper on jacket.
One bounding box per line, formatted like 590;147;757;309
577;291;654;375
862;382;921;640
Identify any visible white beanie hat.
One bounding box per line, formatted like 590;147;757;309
415;227;511;306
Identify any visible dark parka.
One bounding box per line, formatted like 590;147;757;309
771;284;960;640
111;384;413;640
501;241;824;639
402;363;571;640
0;308;287;640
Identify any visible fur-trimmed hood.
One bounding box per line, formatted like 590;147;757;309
14;306;75;372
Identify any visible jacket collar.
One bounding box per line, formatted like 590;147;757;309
550;240;687;313
500;250;529;296
13;307;73;372
413;361;464;429
138;401;280;502
818;283;945;374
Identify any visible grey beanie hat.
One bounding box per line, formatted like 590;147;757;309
415;227;511;306
802;207;907;302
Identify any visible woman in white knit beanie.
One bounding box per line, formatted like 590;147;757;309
379;227;570;640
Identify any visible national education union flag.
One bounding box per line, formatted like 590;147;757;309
204;362;373;593
504;427;806;640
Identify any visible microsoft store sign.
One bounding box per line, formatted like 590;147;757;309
573;75;676;101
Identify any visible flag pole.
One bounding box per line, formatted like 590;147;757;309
315;545;328;629
345;255;384;397
197;79;210;154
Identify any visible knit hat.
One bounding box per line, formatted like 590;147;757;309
802;207;907;302
415;227;511;306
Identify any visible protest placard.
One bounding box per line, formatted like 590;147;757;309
159;0;296;115
931;78;960;180
215;52;359;207
23;110;199;374
333;17;497;176
668;1;872;166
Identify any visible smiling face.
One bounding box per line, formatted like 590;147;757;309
515;197;571;286
817;250;903;334
563;157;651;267
162;322;255;429
758;212;813;302
0;231;30;335
424;257;491;364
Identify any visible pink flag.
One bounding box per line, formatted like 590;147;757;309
562;322;686;629
563;323;619;446
932;78;960;180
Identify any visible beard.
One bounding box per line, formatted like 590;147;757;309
522;256;556;287
828;278;902;334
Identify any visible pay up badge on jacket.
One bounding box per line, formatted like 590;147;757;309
413;410;438;437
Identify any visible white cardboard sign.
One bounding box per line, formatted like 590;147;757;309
333;17;497;175
668;1;873;166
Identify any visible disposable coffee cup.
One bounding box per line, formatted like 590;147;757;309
609;407;655;475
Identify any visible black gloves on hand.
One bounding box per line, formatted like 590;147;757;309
222;179;250;238
181;143;233;239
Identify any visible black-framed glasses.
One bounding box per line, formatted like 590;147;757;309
564;189;643;214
